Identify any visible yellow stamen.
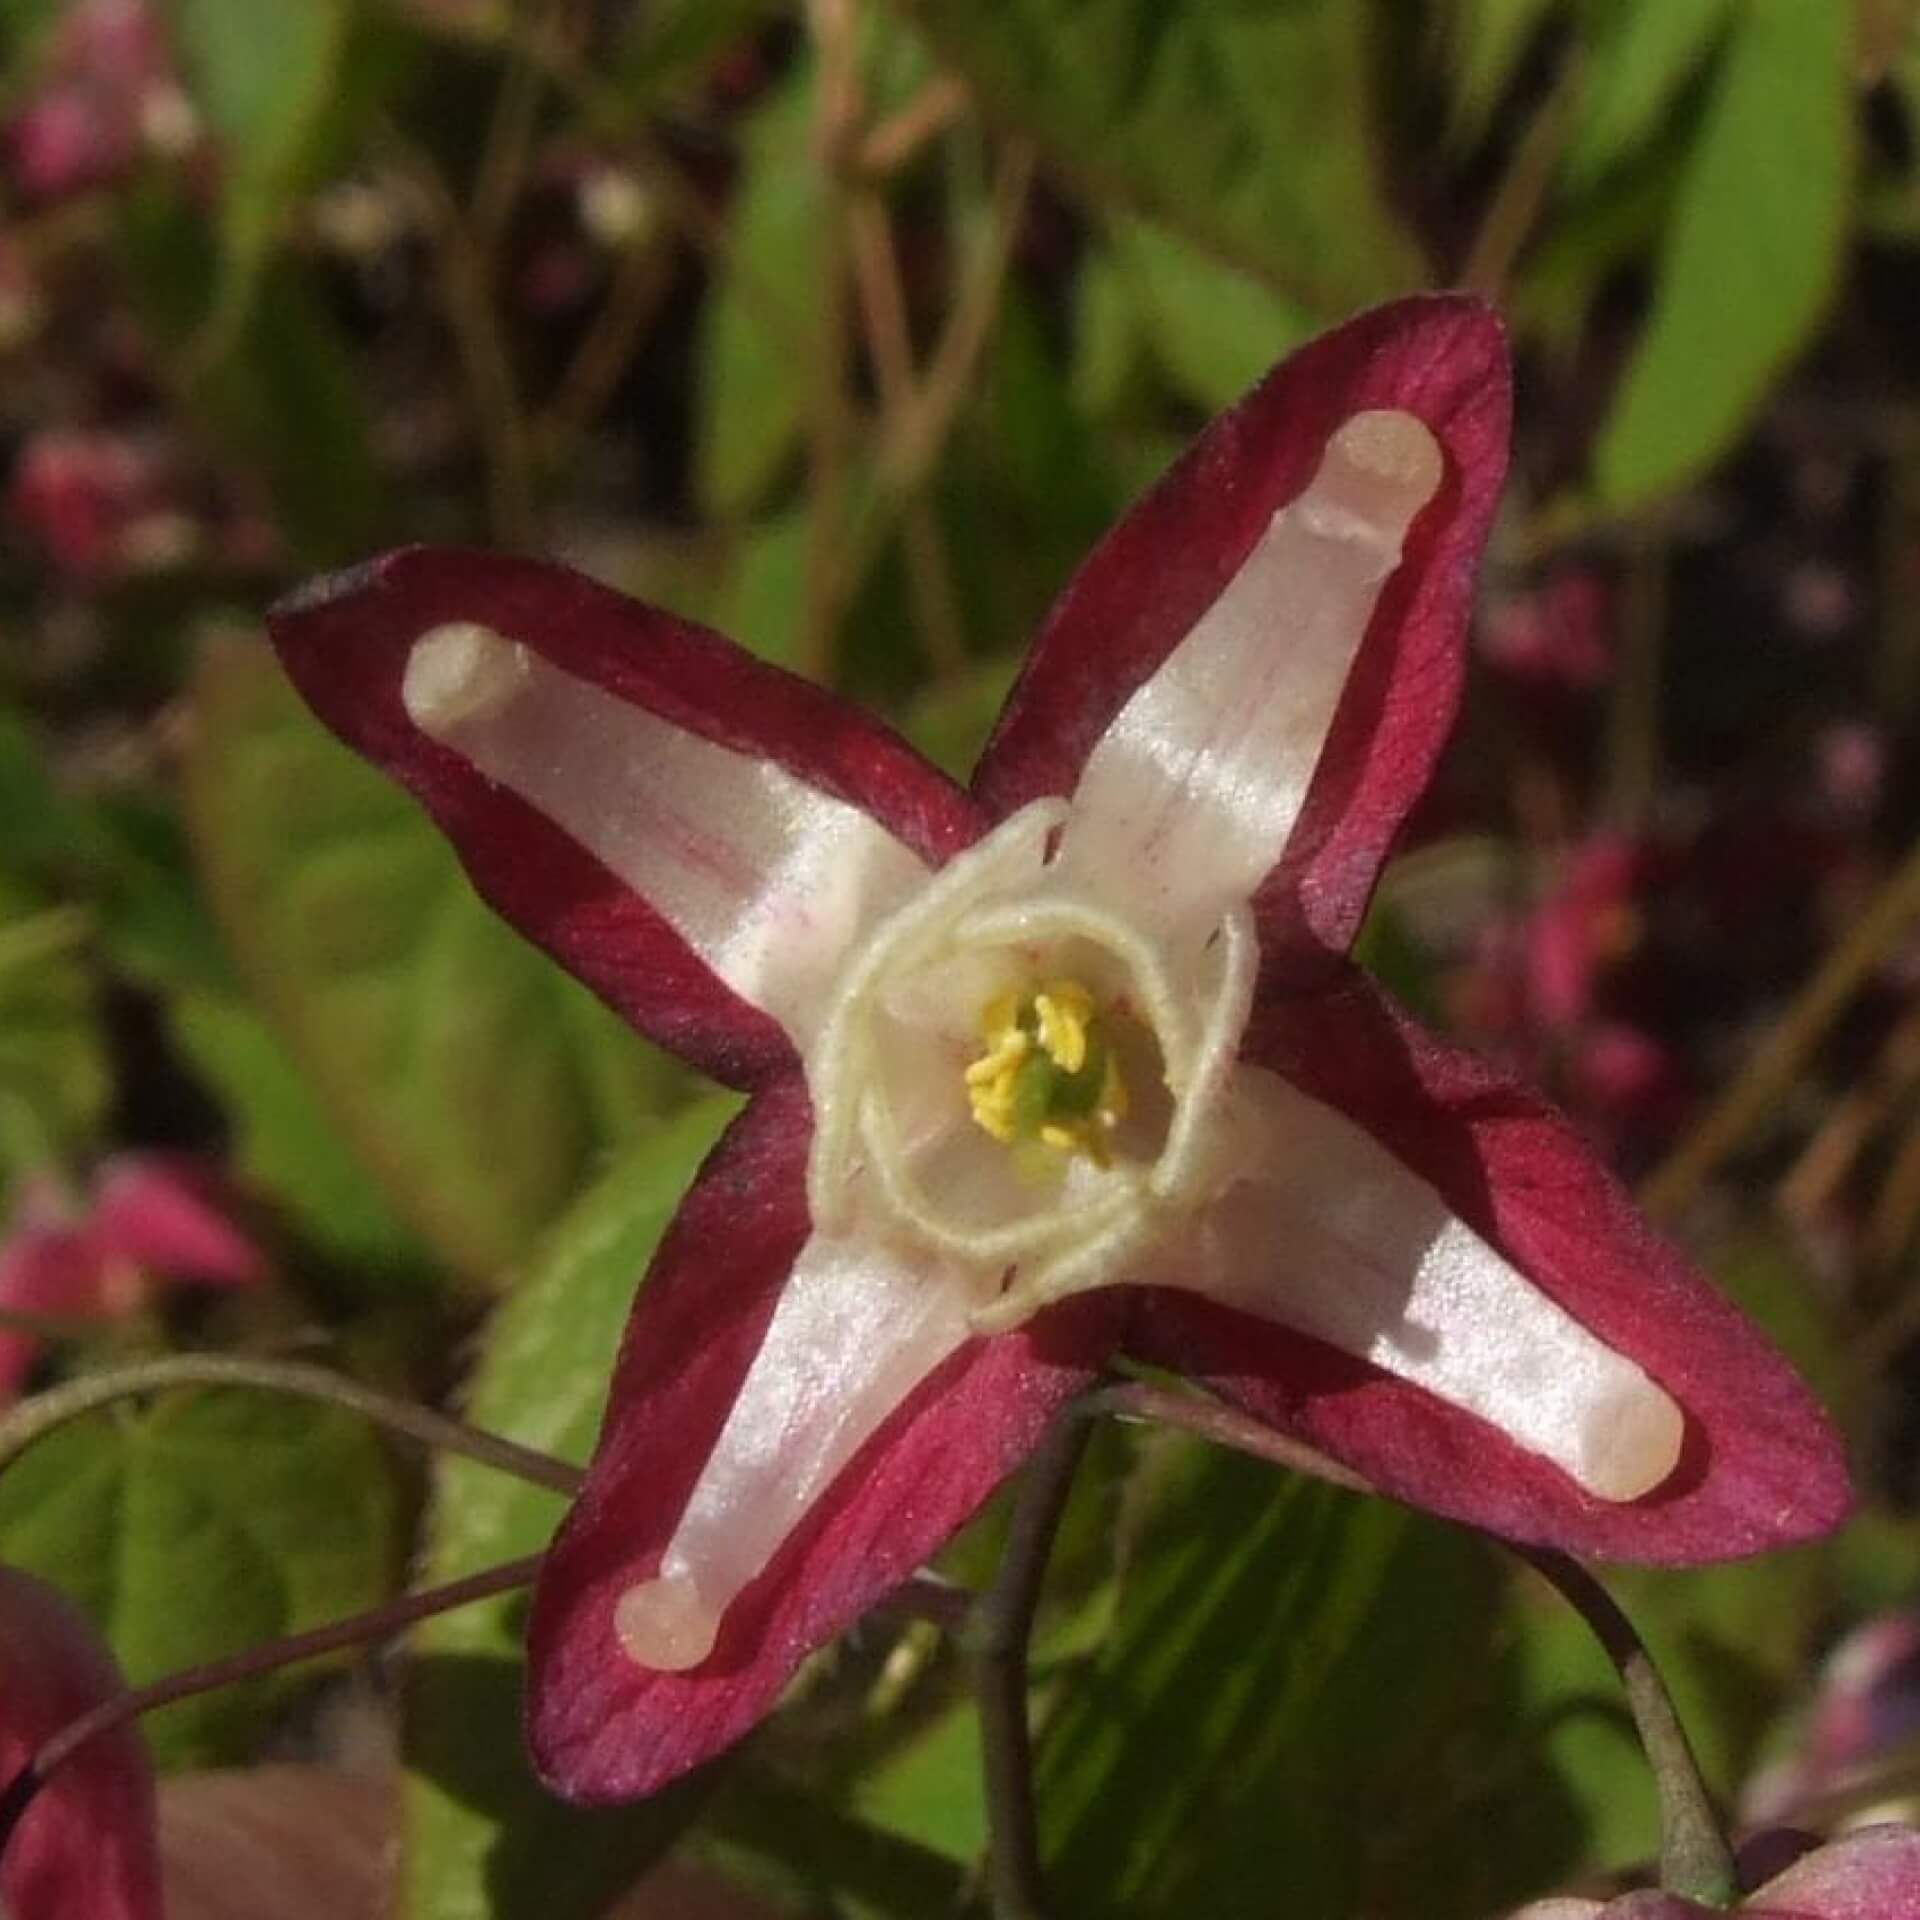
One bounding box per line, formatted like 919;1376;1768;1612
964;975;1127;1164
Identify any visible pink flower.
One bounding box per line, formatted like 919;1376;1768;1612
0;1153;265;1400
0;1566;160;1919
267;297;1848;1801
6;429;198;581
4;0;195;204
1507;1824;1920;1916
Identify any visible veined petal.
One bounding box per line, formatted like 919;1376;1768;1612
974;296;1509;976
1131;972;1849;1564
0;1568;161;1920
269;549;984;1086
527;1078;1121;1802
1158;1063;1685;1503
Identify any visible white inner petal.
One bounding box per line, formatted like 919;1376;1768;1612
1054;409;1444;944
1158;1065;1685;1502
402;624;931;1046
614;1234;995;1672
804;800;1065;1233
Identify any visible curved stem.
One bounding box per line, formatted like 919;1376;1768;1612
966;1408;1091;1920
0;1354;583;1496
1509;1546;1736;1906
0;1554;542;1863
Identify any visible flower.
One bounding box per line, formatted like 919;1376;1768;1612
266;296;1848;1801
0;1565;159;1919
3;0;196;205
1506;1824;1920;1917
0;1154;266;1401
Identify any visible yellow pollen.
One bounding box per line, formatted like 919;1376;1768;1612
965;977;1127;1163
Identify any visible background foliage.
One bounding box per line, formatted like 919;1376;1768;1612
5;0;1920;1913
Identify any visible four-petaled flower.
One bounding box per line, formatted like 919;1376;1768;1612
268;296;1848;1802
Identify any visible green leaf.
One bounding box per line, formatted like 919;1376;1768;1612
1562;0;1737;191
161;0;356;349
1443;0;1564;145
0;872;109;1199
0;1388;399;1768
1591;0;1855;510
185;634;673;1285
167;987;427;1277
1110;216;1313;414
402;1098;736;1920
1034;1442;1500;1917
695;66;825;517
898;0;1423;313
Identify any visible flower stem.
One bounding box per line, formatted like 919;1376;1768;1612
1511;1546;1737;1906
966;1408;1092;1920
0;1353;583;1495
0;1554;542;1865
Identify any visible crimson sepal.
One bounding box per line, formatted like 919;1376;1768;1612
973;294;1511;982
524;1078;1123;1800
269;548;985;1089
1131;969;1850;1565
0;1567;160;1920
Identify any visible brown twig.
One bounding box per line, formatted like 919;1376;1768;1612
0;1353;584;1496
965;1410;1092;1920
1642;834;1920;1222
847;193;970;678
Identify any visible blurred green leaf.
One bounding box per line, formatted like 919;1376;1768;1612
1033;1444;1500;1917
696;65;825;517
900;659;1018;780
1110;216;1312;414
167;987;426;1276
0;1387;399;1768
852;1700;985;1867
1592;0;1854;510
1444;0;1563;145
402;1097;735;1920
161;0;355;348
899;0;1423;312
1561;0;1737;191
0;872;109;1200
185;634;671;1286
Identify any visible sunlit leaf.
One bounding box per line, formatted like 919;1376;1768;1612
898;0;1424;312
1591;0;1854;509
1034;1442;1500;1917
0;1388;399;1768
185;635;672;1286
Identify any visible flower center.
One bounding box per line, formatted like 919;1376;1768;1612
964;978;1129;1164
